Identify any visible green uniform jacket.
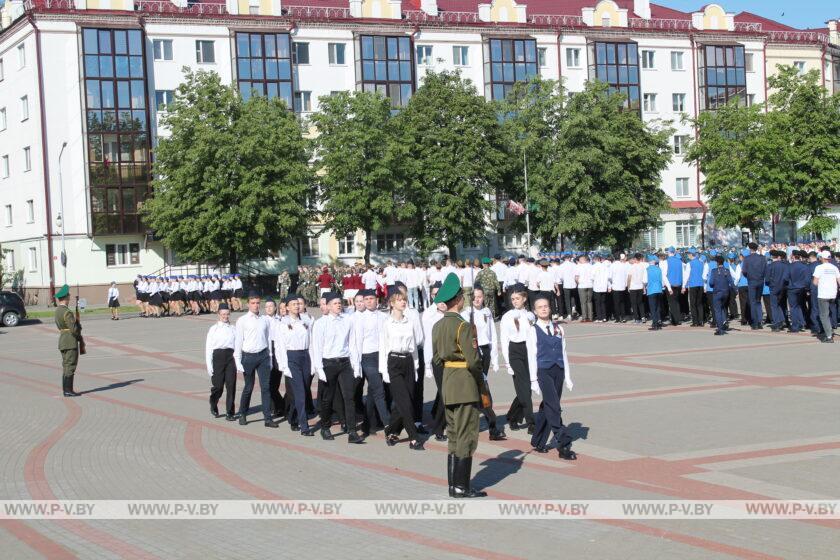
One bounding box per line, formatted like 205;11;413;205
432;311;483;406
54;304;81;351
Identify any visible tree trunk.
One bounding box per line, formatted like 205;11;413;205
229;248;238;274
446;241;457;262
363;228;372;265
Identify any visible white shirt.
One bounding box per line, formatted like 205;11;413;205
383;265;398;285
461;307;499;373
273;314;311;377
536;269;555;291
560;261;577;288
404;268;419;289
813;262;840;299
354;308;386;355
491;262;508;282
551;264;563;288
311;313;359;379
503;266;519;288
361;269;378;290
526;320;573;391
575;262;594;289
609;260;630;290
378;314;422;380
500;308;534;373
526;265;541;290
205;321;236;376
461;267;477;288
592;262;610;292
428;268;446;285
628;262;647;290
516;263;530;284
422;305;444;376
234;312;271;371
107;287;120;301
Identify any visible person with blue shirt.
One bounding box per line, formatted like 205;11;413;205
683;248;708;327
726;253;740;321
661;247;684;326
766;250;790;331
787;250;811;333
708;255;735;335
741;242;768;330
643;254;671;331
704;251;718;328
807;251;822;335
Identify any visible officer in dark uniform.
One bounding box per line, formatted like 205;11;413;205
54;284;83;397
741;242;768;329
708;256;735;335
432;273;487;499
788;250;810;333
766;250;790;332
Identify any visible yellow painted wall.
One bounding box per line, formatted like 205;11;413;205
489;0;517;23
593;0;621;27
87;0;134;10
702;4;727;31
766;46;824;77
237;0;272;15
362;0;395;19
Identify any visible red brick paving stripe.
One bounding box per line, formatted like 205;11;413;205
613;339;813;360
0;519;78;559
682;441;840;466
0;372;791;560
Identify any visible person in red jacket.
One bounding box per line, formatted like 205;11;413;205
317;267;335;297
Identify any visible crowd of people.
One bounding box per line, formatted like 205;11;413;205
131;274;244;318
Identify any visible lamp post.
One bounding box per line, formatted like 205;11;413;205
57;141;68;284
523;147;531;256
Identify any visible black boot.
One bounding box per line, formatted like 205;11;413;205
63;376;80;397
452;456;487;499
447;453;456;498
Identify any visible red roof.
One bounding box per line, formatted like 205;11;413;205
649;3;691;20
671;201;706;210
733;11;796;32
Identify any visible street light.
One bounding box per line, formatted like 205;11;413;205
57;141;68;283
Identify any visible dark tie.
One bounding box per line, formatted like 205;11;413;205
546;325;551;335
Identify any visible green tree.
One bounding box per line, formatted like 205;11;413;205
394;71;508;259
310;91;404;264
505;80;672;250
143;70;314;271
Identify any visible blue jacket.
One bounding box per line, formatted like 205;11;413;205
536;323;564;370
788;262;810;290
741;253;767;285
705;260;718;292
708;266;735;295
665;255;683;287
766;260;790;294
686;258;705;288
646;264;664;293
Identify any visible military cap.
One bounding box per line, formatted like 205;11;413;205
264;297;275;304
247;289;261;299
741;248;750;257
218;303;229;311
509;282;528;295
481;257;492;264
431;281;443;290
688;247;698;255
283;294;299;304
324;292;342;303
54;284;70;299
433;272;462;304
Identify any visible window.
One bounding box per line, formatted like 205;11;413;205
153;39;173;61
338;235;355;255
293;42;309;65
23;146;31;171
589;41;640;111
453;46;469;66
671;51;684;71
793;61;805;74
484;38;539;101
745;53;754;72
17;44;25;69
26;200;34;223
672;93;686;112
643;93;657;112
601;15;611;27
698;44;747;110
640;226;664;249
195;40;215;63
301;236;319;257
294;91;311;113
235;32;294;107
747;93;756;107
375;232;405;253
82;28;152;235
833;60;840;94
105;243;140;266
675;177;690;197
675;220;697;246
358;35;415;108
28;247;37;271
416;45;433;65
3;204;10;226
538;47;547;68
155;90;174;111
0;107;5;130
20;95;28;121
328;43;346;65
497;230;523;248
641;50;655;69
673;135;689;155
1;155;8;178
2;249;14;272
565;48;580;68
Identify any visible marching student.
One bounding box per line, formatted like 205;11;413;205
643;254;671;331
234;291;279;428
461;285;505;440
423;282;447;441
264;298;286;420
500;283;535;433
275;294;315;435
527;294;576;460
380;290;425;450
708;255;735;336
148;277;162;318
107;281;120;320
232;273;243;311
206;303;237;420
354;289;389;437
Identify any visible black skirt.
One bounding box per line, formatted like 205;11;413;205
150;293;163;306
108;297;120;308
139;293;149;303
211;290;222;301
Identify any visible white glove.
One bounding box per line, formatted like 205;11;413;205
483;374;489;384
317;369;326;382
282;369;292;379
492;366;499;375
353;368;361;379
424;367;433;379
382;372;391;384
530;381;541;396
565;377;574;391
506;365;514;376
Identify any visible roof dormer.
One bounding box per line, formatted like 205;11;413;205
692;4;735;32
477;0;527;24
583;1;629;28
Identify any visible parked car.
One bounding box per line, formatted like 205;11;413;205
0;291;27;327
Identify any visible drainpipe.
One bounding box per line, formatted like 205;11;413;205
29;15;56;303
690;34;705;249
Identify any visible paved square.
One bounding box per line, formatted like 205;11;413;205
0;312;838;559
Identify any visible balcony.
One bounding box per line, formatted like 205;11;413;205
629;17;692;31
766;30;829;44
284;5;352;20
403;10;480;25
135;0;227;16
527;14;584;27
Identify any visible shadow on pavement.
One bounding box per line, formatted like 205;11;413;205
80;378;144;394
473;449;525;490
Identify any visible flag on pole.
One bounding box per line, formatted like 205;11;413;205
507;200;526;216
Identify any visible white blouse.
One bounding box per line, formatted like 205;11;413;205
378;314;422;382
500;308;535;374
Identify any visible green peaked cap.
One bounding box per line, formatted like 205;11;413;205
54;284;70;299
433;272;462;304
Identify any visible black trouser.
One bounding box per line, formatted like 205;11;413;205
762;294;773;324
269;356;285;417
240;349;272;422
612;289;627;320
629;289;643;321
667;285;682;325
430;362;446;437
320;357;356;433
688;286;705;325
738;286;750;324
286;350;312;430
478;345;499;434
593;291;607;321
362;352;389;431
411;348;424;424
648;294;661;327
563;288;576;318
555;290;566;318
506;341;533;428
210;348;236;416
386;353;418;440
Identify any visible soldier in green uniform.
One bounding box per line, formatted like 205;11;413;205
475;258;501;318
54;284;82;397
432;272;487;499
